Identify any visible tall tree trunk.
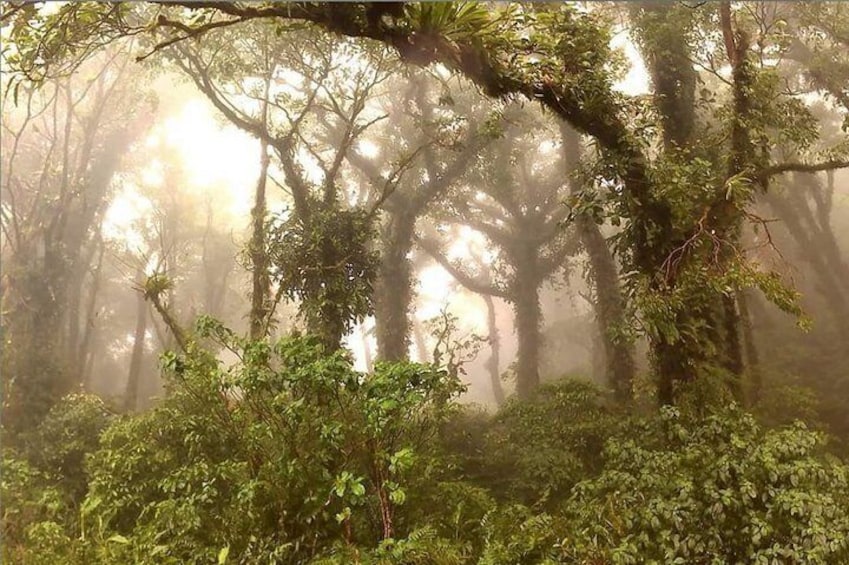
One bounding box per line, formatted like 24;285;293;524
737;289;761;405
764;181;849;338
482;293;506;405
722;294;744;398
126;274;148;412
66;265;83;381
249;136;271;339
582;220;636;402
653;3;752;405
78;238;105;387
512;254;541;399
630;3;750;404
632;2;698;150
374;211;415;361
654;298;736;405
307;233;348;351
413;319;429;363
560;123;635;401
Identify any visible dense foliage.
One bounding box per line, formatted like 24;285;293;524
4;342;849;563
3;1;849;563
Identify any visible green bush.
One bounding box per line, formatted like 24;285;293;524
80;327;465;563
560;406;849;564
9;335;849;564
29;393;114;500
1;453;67;561
457;379;618;508
2;394;114;563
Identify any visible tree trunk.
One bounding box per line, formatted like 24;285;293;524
560;123;635;401
413;319;429;363
512;254;541;399
374;211;415;361
126;276;148;412
654;5;752;405
765;183;849;338
654;296;742;405
737;289;761;405
632;2;698;150
249;136;271;339
482;293;506;405
581;219;636;402
78;237;105;386
66;265;83;381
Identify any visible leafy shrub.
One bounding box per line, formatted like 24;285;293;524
28;393;114;500
560;406;849;564
10;337;849;564
80;326;464;563
458;379;618;508
478;504;567;565
1;453;66;561
20;521;75;565
754;383;823;430
312;526;468;565
2;395;113;563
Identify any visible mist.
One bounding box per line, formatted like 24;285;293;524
2;2;849;563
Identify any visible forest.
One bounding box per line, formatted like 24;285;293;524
1;2;849;563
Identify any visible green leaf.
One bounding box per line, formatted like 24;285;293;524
218;546;230;564
80;496;102;516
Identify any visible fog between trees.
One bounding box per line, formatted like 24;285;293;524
2;2;849;563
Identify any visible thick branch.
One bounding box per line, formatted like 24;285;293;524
759;159;849;181
416;236;508;299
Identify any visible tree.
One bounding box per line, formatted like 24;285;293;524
342;70;495;362
158;24;436;350
560;122;635;402
5;1;848;405
420;106;578;399
1;45;151;432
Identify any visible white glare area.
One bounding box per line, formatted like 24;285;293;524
346;321;376;372
158;98;260;218
539;140;557;154
611;30;650;96
417;283;488;335
433;64;452;79
39;2;67;16
296;147;326;186
102;185;153;252
272;68;304;98
419;266;455;306
448;226;488;260
140;160;164;187
416;225;491;335
357;140;380;159
100;96;261;248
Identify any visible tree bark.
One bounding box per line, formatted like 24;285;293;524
652;2;751;404
512;253;541;399
412;318;429;363
765;173;849;338
482;293;506;405
737;289;761;405
374;210;415;361
581;220;636;402
249;107;271;339
126;274;148;412
632;2;698;150
560;123;635;401
78;237;105;387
